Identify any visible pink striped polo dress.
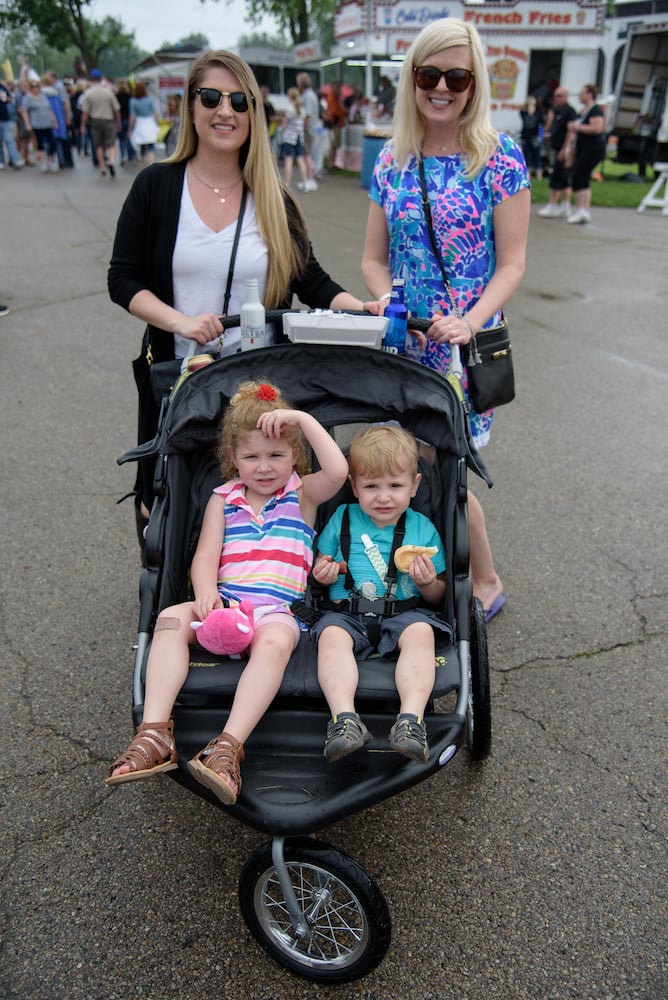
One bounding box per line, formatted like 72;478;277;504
214;471;315;610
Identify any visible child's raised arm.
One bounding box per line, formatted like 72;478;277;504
257;409;348;520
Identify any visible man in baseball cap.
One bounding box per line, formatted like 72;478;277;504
80;69;120;176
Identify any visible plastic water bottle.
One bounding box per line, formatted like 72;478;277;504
240;278;267;351
382;278;408;356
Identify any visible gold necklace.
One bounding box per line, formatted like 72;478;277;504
189;163;243;204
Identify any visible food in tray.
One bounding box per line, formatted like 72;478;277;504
393;544;439;572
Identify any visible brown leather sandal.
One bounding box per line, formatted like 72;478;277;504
106;720;178;786
187;732;245;806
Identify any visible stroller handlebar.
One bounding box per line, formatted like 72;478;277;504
213;308;461;375
218;308;433;334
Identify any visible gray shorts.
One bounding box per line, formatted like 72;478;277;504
311;609;451;659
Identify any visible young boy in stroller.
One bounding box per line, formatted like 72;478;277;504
312;425;451;763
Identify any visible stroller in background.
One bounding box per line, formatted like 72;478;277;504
119;333;493;983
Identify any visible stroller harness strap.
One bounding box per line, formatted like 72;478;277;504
320;508;422;642
339;505;406;598
291;508;427;634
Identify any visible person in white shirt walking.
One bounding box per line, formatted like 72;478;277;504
297;72;319;191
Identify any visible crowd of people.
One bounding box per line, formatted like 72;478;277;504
0;67;182;177
260;72;399;192
260;71;362;192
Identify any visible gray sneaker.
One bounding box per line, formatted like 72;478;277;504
324;712;372;763
388;714;429;763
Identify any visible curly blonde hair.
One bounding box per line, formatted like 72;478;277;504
392;18;499;178
217;381;311;479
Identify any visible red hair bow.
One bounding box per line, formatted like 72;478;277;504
256;383;277;401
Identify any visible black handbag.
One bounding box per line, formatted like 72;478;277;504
418;157;515;412
465;317;515;412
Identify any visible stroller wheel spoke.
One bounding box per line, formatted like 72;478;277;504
240;839;391;981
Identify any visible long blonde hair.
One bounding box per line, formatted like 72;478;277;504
392;18;498;177
167;50;308;307
287;87;302;115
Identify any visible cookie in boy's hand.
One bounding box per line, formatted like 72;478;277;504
394;545;438;573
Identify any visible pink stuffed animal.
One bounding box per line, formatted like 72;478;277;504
190;601;255;656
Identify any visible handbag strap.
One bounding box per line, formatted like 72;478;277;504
222;183;248;316
418;156;480;364
418;156;459;318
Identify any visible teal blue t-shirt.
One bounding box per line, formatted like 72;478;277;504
317;504;445;601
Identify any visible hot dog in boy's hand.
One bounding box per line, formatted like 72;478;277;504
393;545;439;573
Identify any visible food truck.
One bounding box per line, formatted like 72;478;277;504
610;17;668;170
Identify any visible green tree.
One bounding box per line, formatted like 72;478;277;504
0;0;135;72
157;33;210;51
228;0;339;46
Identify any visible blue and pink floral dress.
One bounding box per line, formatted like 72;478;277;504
370;134;529;446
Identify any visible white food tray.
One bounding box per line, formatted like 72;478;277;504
283;311;388;349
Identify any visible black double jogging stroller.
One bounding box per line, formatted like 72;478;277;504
118;321;493;983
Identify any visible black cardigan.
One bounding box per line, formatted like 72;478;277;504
108;161;346;363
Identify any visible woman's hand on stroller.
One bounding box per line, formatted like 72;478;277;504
426;313;475;347
360;297;385;316
179;312;224;347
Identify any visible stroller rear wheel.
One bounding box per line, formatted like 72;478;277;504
467;597;492;760
239;837;391;982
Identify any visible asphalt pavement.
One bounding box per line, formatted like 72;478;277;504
1;155;666;1000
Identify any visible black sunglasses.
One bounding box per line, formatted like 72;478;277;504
195;87;253;112
414;67;475;94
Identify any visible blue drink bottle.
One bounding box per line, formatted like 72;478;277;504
382;278;408;355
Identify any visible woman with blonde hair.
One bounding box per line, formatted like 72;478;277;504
362;18;531;621
109;49;382;530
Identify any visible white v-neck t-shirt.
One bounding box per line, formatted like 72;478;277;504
172;175;270;358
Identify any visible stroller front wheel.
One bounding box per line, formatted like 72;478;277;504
238;837;391;982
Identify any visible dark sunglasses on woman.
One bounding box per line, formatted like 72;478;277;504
195;88;253;113
414;67;475;93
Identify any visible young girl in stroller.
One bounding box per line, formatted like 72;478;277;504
106;379;348;804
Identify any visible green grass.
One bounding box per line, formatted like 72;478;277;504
340;156;658;208
530;157;656;208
